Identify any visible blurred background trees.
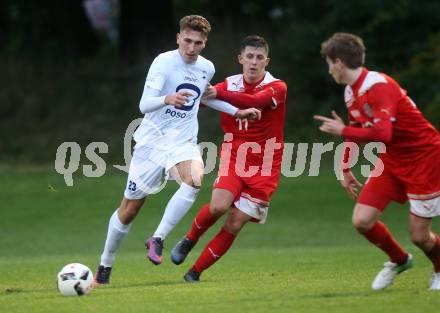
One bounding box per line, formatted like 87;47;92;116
1;0;439;163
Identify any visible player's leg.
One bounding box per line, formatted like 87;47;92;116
171;164;243;265
190;188;236;240
409;197;440;290
147;159;204;265
184;207;251;282
355;176;412;290
184;182;271;282
353;203;409;265
96;145;162;283
170;188;236;265
96;197;145;284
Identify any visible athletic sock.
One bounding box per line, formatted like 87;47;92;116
363;221;408;264
423;234;440;272
153;182;199;239
186;203;219;242
100;209;132;267
192;227;236;273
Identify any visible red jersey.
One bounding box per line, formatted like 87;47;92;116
215;72;287;167
343;68;440;158
342;68;440;198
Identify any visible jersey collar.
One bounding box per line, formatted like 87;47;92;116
350;67;369;94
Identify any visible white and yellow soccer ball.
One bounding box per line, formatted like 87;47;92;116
57;263;94;296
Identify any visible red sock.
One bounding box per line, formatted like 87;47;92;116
363;221;408;264
192;227;236;273
423;234;440;272
186;203;219;242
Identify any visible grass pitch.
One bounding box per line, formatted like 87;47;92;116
1;166;439;313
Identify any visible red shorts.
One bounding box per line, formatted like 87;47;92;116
213;169;280;203
358;152;440;211
358;166;407;211
213;144;281;223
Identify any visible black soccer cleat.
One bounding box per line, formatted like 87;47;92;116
171;236;196;265
184;269;201;283
94;265;112;285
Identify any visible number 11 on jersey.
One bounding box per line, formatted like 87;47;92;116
236;118;249;131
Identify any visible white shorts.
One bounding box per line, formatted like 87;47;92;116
410;196;440;218
124;143;203;199
234;193;269;224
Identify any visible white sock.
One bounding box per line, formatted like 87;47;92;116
100;209;132;267
153;182;199;239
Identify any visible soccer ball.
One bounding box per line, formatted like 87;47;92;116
57;263;94;296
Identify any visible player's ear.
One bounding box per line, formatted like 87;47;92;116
238;54;244;65
265;57;270;67
176;33;180;45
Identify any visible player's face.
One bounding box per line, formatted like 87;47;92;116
177;29;207;63
239;46;270;83
326;57;345;84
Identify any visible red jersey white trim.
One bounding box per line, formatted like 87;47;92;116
225;72;279;92
344;71;387;106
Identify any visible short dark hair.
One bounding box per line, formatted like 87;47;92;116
240;35;269;54
179;15;211;37
320;32;365;69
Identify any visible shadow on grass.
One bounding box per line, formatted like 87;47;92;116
302;291;370;299
1;278;214;298
104;280;188;289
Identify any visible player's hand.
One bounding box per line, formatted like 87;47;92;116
202;85;217;99
165;91;193;108
313;110;346;136
235;108;262;121
340;170;363;199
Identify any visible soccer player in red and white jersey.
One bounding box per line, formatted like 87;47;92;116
170;35;287;282
315;32;440;290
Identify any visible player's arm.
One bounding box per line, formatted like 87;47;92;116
139;56;167;113
340;168;363;199
343;84;397;143
213;81;286;109
339;141;362;199
341;121;392;143
139;56;193;113
314;109;392;143
203;98;261;120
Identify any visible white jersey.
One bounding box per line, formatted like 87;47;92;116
133;49;215;149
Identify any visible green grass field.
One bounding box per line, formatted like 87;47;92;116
1;166;439;313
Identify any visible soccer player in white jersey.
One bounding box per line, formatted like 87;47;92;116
94;15;261;284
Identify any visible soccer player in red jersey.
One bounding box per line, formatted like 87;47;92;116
170;35;287;282
315;32;440;290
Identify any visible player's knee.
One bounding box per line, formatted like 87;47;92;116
209;201;230;216
352;215;374;233
180;173;203;188
410;230;430;248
